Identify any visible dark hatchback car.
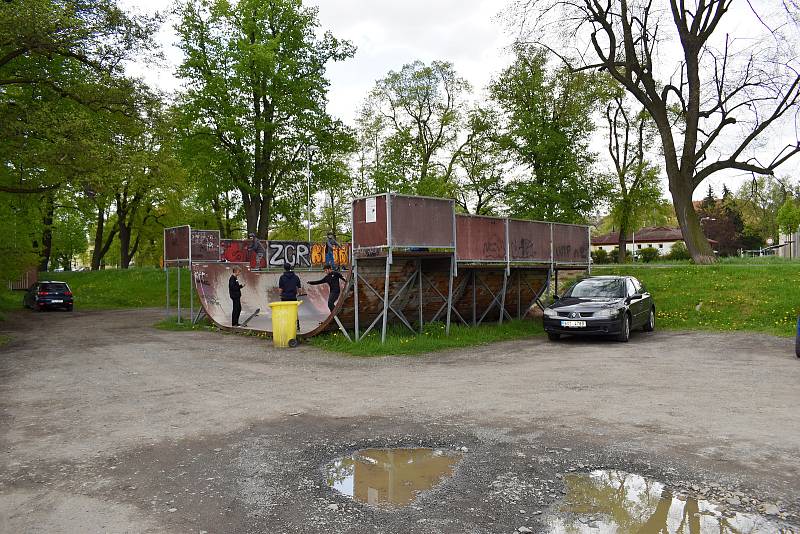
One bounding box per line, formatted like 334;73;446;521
23;281;74;311
543;276;654;342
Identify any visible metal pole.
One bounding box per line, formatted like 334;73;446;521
472;271;476;326
381;256;390;343
307;149;313;244
177;266;182;324
418;259;423;332
498;269;508;325
354;258;360;341
587;225;592;275
165;266;169;318
445;255;454;335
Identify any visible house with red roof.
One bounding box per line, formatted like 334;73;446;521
591;226;717;256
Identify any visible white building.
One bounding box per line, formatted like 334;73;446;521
778;228;800;258
591;226;717;256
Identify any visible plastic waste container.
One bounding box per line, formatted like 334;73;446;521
269;301;301;348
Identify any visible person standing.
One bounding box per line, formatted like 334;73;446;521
247;233;266;270
278;263;302;301
325;232;339;270
229;266;244;326
309;264;346;311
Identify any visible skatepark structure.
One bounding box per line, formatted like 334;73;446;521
167;194;591;342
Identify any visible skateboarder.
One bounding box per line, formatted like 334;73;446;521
229;266;244;326
309;264;346;311
325;232;339;269
247;233;266;270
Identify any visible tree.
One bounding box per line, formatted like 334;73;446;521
50;209;88;271
358;60;470;196
491;44;612;223
175;0;355;237
777;196;800;256
604;93;663;262
514;0;800;263
0;0;157;194
453;107;508;215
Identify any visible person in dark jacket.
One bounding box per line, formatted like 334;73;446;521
324;232;340;270
309;264;346;311
247;233;266;270
278;263;302;301
229;267;245;326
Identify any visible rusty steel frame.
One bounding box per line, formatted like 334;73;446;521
426;272;469;327
476;273;513;325
357;264;419;341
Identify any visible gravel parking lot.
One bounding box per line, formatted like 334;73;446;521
1;309;798;533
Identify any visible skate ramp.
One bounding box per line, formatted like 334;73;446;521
192;263;349;336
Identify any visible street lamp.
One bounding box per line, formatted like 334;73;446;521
306;145;318;244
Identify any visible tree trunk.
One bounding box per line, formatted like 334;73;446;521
617;204;629;263
91;205;117;271
671;177;715;264
118;219;132;269
39;193;55;272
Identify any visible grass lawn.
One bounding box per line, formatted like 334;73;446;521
153;316;216;332
592;262;800;337
310;319;544;357
0;267;192;315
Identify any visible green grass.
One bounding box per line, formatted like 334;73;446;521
0;267;193;312
153;316;215;332
592;263;800;337
310;319;544;357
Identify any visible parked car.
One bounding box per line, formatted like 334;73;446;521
23;281;74;311
543;275;654;342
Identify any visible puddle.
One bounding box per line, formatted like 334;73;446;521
548;470;796;533
324;448;461;507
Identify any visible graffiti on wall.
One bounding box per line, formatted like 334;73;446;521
220;239;351;268
268;241;311;268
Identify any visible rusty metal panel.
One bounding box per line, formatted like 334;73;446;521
190;230;220;262
507;219;551;262
553;224;590;264
390;195;455;248
352;195;388;249
456;215;506;261
164;225;190;263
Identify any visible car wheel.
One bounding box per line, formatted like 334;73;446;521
616;313;631;342
547;332;561;341
66;306;73;312
643;307;655;332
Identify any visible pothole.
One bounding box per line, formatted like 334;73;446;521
547;469;795;533
324;447;462;507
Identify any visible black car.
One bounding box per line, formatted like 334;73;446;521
543;276;654;342
23;281;74;311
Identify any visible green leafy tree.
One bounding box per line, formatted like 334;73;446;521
175;0;355;237
453;106;508;215
491;45;612;223
50;209;88;271
604;94;663;262
358;60;470;197
512;1;800;263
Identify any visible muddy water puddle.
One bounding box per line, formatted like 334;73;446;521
548;470;795;533
324;448;461;507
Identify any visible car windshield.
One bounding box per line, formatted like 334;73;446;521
565;279;624;298
40;283;68;292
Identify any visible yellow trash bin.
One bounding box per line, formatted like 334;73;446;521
268;301;302;348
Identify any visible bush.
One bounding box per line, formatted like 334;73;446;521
639;247;660;263
591;249;609;264
667;241;691;260
609;248;620;263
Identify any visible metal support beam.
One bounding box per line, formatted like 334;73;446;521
381;256;391;343
418;259;423;333
445;255;454;335
165;267;169;318
498;268;508;325
471;270;477;326
353;258;360;341
358;267;419;339
476;273;513;325
177;267;182;324
424;272;468;326
334;316;352;342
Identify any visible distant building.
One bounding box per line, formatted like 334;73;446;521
591;226;717;256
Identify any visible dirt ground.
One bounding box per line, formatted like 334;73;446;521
0;308;798;533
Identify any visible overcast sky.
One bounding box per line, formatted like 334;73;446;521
121;0;798;201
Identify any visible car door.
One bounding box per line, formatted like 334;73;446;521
630;277;649;326
625;278;644;327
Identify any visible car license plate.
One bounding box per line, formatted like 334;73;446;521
51;299;63;303
561;320;586;328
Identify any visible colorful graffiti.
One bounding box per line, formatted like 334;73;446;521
219;239;350;268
